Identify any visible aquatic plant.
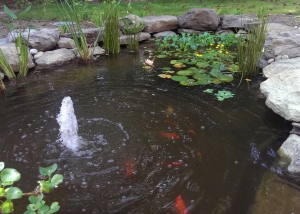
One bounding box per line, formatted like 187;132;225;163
102;0;120;54
204;89;234;101
57;0;92;61
236;10;268;77
121;17;145;52
0;48;15;80
0;5;34;78
0;162;63;214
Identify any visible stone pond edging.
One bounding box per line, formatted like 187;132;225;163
1;8;300;173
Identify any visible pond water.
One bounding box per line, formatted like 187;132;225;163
0;44;291;214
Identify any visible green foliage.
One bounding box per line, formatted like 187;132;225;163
0;162;62;214
102;0;120;54
203;89;234;101
0;5;34;79
236;10;268;77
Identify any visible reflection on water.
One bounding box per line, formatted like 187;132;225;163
0;45;290;213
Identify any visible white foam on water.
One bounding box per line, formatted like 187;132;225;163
57;96;79;151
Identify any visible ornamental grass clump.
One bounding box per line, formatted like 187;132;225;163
236;10;268;77
102;0;120;54
57;0;91;61
121;18;145;51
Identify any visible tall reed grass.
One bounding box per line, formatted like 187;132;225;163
102;0;120;55
236;11;268;77
122;18;145;52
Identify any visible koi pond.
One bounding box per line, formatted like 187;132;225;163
0;44;290;213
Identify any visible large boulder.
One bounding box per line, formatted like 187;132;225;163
7;28;60;51
35;48;75;68
57;37;76;49
142;15;178;34
262;57;300;78
0;43;34;72
119;14;145;34
278;134;300;173
63;27;104;44
221;14;259;29
264;23;300;59
119;32;151;45
260;68;300;122
178;8;219;31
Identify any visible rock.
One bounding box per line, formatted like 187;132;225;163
153;31;176;39
0;72;4;80
262;57;300;78
57;37;76;49
0;43;35;72
221;14;259;29
177;28;203;34
119;32;151;45
260;69;300;122
282;54;289;60
34;51;44;60
178;8;219;31
30;49;38;55
7;28;60;51
35;48;75;68
89;46;105;55
267;58;275;64
119;14;145;34
215;29;235;34
142;15;178;33
63;27;104;44
264;23;300;59
275;55;282;61
278;134;300;173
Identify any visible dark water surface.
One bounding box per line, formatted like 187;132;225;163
0;46;290;214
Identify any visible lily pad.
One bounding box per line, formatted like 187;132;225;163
158;74;172;78
177;70;194;76
228;64;240;73
173;63;186;68
215;90;234;101
180;79;197;86
162;67;172;71
170;60;178;65
171;75;188;82
164;70;175;74
204;89;214;93
143;65;152;69
156;55;167;58
219;74;234;82
196;61;210;68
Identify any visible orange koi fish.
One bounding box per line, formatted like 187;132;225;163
187;130;196;136
163;120;178;126
124;160;135;178
175;195;188;214
162;161;184;167
158;131;180;139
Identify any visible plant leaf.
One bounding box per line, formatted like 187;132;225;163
39;163;58;176
38;204;50;213
171;75;188;82
18;5;31;18
51;174;63;186
6;187;23;200
1;200;14;213
4;5;17;19
29;194;43;204
0;168;21;183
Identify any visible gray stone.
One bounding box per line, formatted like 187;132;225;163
63;27;104;44
221;14;259;29
177;28;203;34
119;32;151;45
119;14;145;34
282;54;289;60
178;8;219;31
278;134;300;173
264;23;300;59
267;58;275;64
0;43;35;72
30;49;38;55
153;31;176;39
262;57;300;78
275;55;282;61
57;37;76;49
260;69;300;122
35;48;75;68
8;28;60;51
89;46;105;55
142;15;178;33
34;51;44;60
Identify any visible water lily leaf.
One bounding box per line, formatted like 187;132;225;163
228;64;240;73
1;168;21;184
170;60;178;64
156;55;167;58
177;59;197;65
219;74;234;82
212;79;222;84
143;65;152;69
158;74;172;78
1;200;14;213
39;163;57;176
215;90;234;101
204;89;214;93
193;73;212;81
209;68;222;79
171;75;188;82
6;187;23;200
180;79;196;86
162;67;172;71
196;79;212;85
187;67;199;72
173;63;185;68
196;61;210;68
164;70;174;74
177;70;194;76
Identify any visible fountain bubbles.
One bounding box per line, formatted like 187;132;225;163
57;96;80;151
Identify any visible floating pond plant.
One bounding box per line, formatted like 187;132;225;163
204;89;235;101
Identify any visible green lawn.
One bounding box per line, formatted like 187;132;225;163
18;0;300;21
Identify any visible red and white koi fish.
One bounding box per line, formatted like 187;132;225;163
175;195;188;214
158;131;180;139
